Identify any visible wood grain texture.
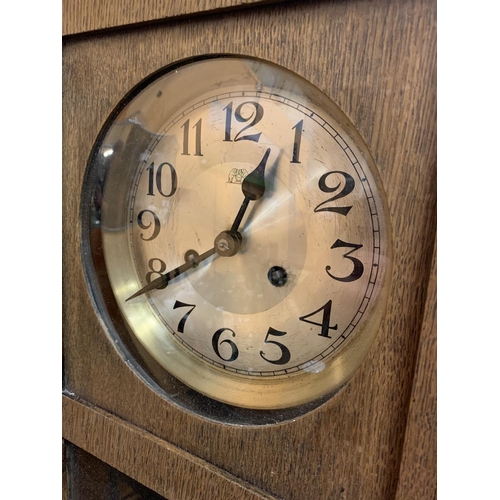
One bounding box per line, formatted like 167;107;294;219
394;240;437;500
63;1;436;498
63;0;288;36
63;394;277;500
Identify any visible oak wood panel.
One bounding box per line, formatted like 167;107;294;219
63;1;436;498
394;241;437;499
63;0;288;36
63;394;277;500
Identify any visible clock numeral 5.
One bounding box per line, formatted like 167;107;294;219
260;328;291;365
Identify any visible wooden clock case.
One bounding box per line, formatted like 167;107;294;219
62;0;436;498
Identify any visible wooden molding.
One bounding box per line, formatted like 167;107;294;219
63;0;289;36
62;394;278;500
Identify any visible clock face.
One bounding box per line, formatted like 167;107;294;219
82;56;392;416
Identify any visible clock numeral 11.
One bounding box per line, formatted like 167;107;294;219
181;118;203;156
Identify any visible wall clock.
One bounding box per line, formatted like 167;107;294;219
81;55;392;423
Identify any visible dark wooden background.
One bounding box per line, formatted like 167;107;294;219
62;0;436;498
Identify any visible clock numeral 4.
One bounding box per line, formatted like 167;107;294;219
299;300;338;339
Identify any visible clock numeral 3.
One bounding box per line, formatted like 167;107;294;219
327;240;364;282
299;300;338;339
314;171;355;216
146;161;177;197
223;101;264;142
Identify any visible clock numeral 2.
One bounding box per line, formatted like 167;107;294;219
223;101;264;142
314;171;355;216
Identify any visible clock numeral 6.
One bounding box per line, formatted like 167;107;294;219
212;328;239;362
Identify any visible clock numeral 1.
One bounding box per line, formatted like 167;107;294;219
260;328;290;365
299;300;338;339
146;161;177;197
173;301;196;334
181;118;203;156
223;101;264;142
291;119;303;163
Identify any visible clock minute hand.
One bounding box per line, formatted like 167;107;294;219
230;147;271;232
125;247;216;301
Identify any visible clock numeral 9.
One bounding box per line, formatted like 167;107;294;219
137;209;161;241
223;101;264;142
147;161;177;197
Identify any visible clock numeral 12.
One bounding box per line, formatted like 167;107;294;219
223;101;264;142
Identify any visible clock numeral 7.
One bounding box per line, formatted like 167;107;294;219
173;300;196;334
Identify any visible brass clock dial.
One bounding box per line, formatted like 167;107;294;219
82;55;392;419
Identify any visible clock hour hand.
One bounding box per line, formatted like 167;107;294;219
125;247;216;301
230;147;271;232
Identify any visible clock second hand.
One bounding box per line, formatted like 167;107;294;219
126;147;271;302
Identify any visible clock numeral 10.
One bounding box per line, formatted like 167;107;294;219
147;161;177;197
